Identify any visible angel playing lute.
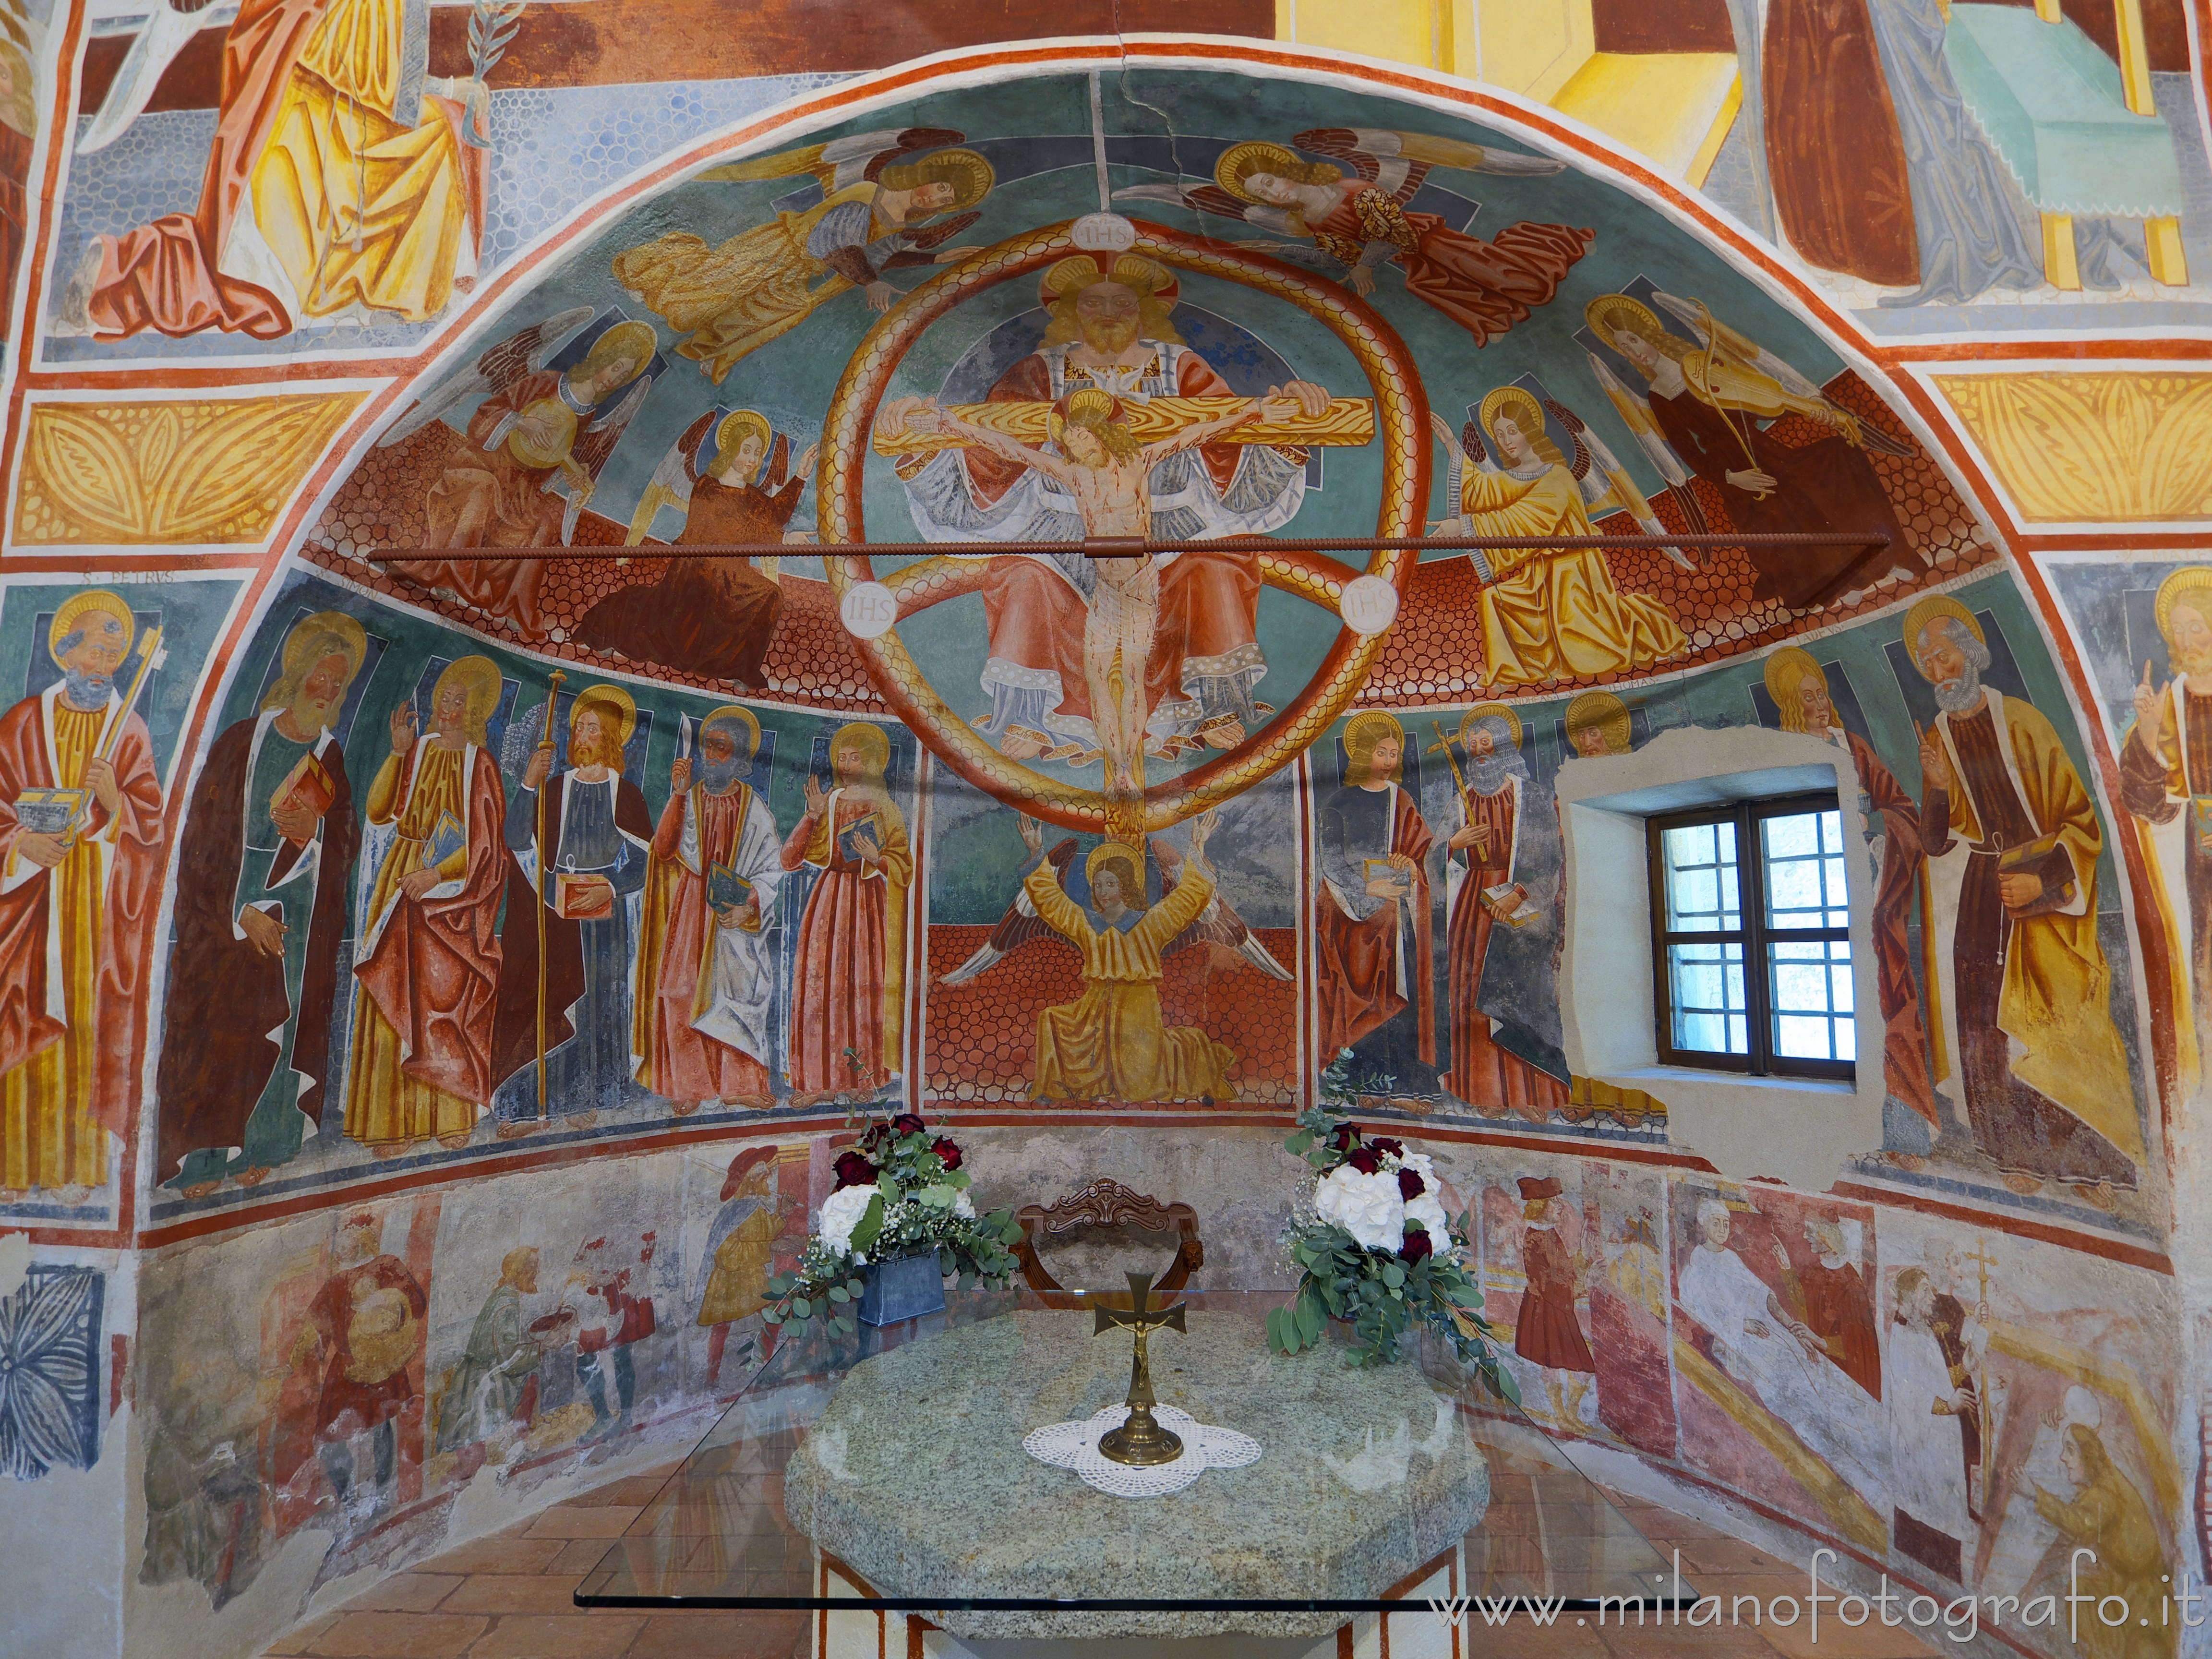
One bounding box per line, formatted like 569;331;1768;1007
1117;128;1589;348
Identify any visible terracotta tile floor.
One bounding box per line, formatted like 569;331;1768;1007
260;1472;1940;1658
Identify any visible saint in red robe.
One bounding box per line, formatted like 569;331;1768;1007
1315;780;1435;1068
1444;781;1568;1114
1798;1256;1881;1399
1834;727;1937;1124
779;790;910;1098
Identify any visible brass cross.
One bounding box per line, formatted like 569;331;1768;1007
1093;1271;1188;1466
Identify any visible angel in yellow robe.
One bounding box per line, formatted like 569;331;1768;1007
612;132;993;382
1436;386;1685;689
1019;821;1234;1103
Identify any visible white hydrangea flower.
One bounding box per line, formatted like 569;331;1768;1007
1398;1150;1438;1184
954;1191;976;1218
1403;1188;1451;1243
817;1184;878;1257
1314;1166;1406;1251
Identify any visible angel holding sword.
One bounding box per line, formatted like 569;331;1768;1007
1582;288;1915;610
902;385;1298;800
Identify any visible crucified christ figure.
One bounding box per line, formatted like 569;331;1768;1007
903;385;1297;798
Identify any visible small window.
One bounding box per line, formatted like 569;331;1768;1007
1646;793;1853;1080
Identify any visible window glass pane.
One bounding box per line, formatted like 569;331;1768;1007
1664;820;1741;933
1768;938;1853;1060
1763;809;1848;930
1668;941;1747;1054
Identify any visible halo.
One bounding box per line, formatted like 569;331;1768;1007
2154;566;2212;641
1762;646;1824;706
1902;595;1984;673
1564;690;1630;757
1039;252;1178;306
1459;702;1523;748
1214;140;1302;204
1583;293;1666;350
435;655;504;727
1085;841;1142;892
48;589;134;668
579;320;656;391
700;703;761;761
881;146;995;212
571;683;637;748
284;609;367;678
1478;386;1545;449
711;410;774;479
830;721;890;781
1344;711;1407;783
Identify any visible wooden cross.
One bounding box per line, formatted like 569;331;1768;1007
1093;1271;1188;1467
872;394;1376;458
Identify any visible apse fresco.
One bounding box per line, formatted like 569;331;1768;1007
0;13;2204;1659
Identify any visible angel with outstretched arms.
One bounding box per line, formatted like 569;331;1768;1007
901;385;1297;797
613;129;993;383
1117;129;1588;347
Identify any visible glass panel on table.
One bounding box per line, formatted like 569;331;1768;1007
1667;940;1747;1057
575;1289;1691;1621
1762;808;1849;930
1661;819;1740;932
1769;938;1855;1062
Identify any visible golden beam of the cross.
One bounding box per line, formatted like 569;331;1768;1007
1093;1271;1189;1466
872;396;1376;457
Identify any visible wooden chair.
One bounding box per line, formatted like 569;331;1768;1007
1013;1178;1204;1310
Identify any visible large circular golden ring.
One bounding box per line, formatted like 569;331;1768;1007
818;218;1428;835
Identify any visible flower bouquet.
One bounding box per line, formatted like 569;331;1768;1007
1267;1053;1518;1400
763;1112;1023;1333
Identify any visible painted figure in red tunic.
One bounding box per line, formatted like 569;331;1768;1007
1513;1175;1595;1426
779;723;910;1103
1788;1214;1880;1399
302;1213;426;1525
1315;713;1436;1090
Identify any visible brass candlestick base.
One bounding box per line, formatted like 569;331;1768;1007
1093;1271;1188;1467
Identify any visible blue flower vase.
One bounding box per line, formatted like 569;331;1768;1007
857;1251;947;1326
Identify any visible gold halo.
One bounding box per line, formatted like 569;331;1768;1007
830;721;890;781
570;683;637;748
578;320;656;392
1214;140;1304;204
1762;646;1824;707
434;655;504;742
700;703;761;762
283;610;367;679
879;147;995;212
1583;293;1666;350
1085;841;1142;892
1564;690;1630;757
1902;596;1984;675
48;589;134;668
1459;702;1523;748
1344;710;1407;785
1478;386;1546;451
710;410;774;480
2154;567;2212;641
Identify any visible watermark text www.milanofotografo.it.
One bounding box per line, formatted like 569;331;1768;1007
1430;1549;2207;1644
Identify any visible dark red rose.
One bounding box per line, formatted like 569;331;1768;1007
892;1113;927;1138
1397;1168;1426;1200
1400;1226;1434;1262
1329;1124;1361;1153
1345;1147;1382;1175
1369;1137;1405;1160
833;1151;878;1190
931;1137;964;1170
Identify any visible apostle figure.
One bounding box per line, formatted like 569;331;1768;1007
302;1213;426;1525
880;253;1322;760
697;1145;781;1388
434;1246;542;1459
1513;1176;1595;1426
1565;690;1631;760
2118;567;2212;1100
1431;391;1685;689
780;723;909;1103
1677;1197;1888;1503
1766;648;1937;1142
344;656;507;1156
1316;713;1435;1088
1584;293;1911;610
63;0;489;339
577;412;817;689
633;707;786;1113
1885;1265;1976;1581
1908;596;2141;1198
160;611;365;1197
2031;1423;2173;1658
1442;705;1568;1113
1015;816;1235;1102
1788;1216;1880;1399
490;686;653;1134
0;590;166;1197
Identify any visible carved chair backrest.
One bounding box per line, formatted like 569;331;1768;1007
1013;1178;1205;1310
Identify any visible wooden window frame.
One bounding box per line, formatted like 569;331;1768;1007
1646;791;1854;1082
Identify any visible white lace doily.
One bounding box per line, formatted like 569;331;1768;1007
1022;1404;1262;1498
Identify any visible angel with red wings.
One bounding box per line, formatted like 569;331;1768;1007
386;309;659;638
1116;128;1590;349
938;812;1289;1103
613;128;994;384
